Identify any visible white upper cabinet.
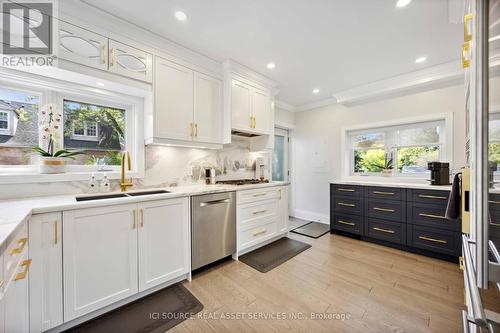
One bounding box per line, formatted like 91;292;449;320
138;198;190;292
29;213;63;332
59;22;108;71
155;57;194;142
108;40;153;83
231;79;272;135
150;56;225;148
194;72;223;144
63;204;139;321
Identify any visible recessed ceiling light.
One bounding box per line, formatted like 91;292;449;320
312;88;320;94
96;82;105;87
396;0;412;8
175;11;187;21
415;56;427;63
266;62;276;69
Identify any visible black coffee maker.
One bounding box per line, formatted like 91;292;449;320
427;162;450;185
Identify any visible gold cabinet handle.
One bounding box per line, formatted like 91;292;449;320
418;194;447;200
249;116;253;128
15;259;32;281
337;220;355;226
0;279;4;289
189;123;194;137
488;201;500;205
338;202;355;207
278;189;282;200
491;222;500;227
373;191;395;196
464;13;473;42
373;207;395;213
337;188;355;192
253;228;267;236
419;213;447;220
373;227;395;234
462;42;471;69
110;48;116;67
418;235;447;244
140;208;144;228
194;123;198;137
10;237;28;256
132;210;136;229
100;45;106;64
54;220;58;245
253;192;267;197
252;210;267;215
253;116;256;128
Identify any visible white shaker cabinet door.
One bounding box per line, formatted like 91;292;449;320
193;72;223;144
155;57;194;141
59;21;108;71
4;255;30;333
63;204;138;321
277;187;289;234
251;87;272;135
29;212;63;332
231;79;252;131
138;198;190;292
108;39;153;83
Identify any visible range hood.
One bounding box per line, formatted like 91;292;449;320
231;130;262;137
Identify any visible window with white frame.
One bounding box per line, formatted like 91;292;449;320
0;111;9;130
71;121;99;141
348;119;446;176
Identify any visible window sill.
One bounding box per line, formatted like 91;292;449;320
0;170;143;184
345;175;431;185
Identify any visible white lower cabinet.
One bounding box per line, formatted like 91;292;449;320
63;204;139;321
138;198;190;292
277;187;289;234
29;213;63;332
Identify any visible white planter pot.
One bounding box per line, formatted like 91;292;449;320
39;157;67;174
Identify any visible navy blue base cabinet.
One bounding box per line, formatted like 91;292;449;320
330;183;461;261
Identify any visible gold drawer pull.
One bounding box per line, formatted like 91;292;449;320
462;42;471;69
132;210;136;229
418;235;447;244
419;194;447;200
373;227;395;234
373;207;395;213
373;191;395;196
488;201;500;204
253;193;267;197
490;222;500;227
10;237;28;256
338;188;355;192
253;210;267;215
464;13;473;42
253;228;267;236
337;220;355;226
338;202;355;207
14;259;32;281
419;213;447;220
54;220;58;245
140;209;144;228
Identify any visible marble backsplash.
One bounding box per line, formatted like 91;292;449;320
0;136;271;200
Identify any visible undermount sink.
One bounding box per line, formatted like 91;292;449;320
75;190;171;202
127;190;171;196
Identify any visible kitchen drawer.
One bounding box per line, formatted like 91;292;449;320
332;196;363;215
4;223;28;283
330;184;362;198
238;187;280;204
407;225;460;256
366;186;405;201
331;213;363;235
366;199;405;222
408;189;450;205
366;218;404;244
239;220;278;250
407;203;459;231
239;199;279;226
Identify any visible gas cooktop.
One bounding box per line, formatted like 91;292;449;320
216;179;269;186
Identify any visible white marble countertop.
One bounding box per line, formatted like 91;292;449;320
330;179;453;191
0;181;289;254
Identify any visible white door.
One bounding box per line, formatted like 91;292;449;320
29;213;63;332
155;57;194;141
108;40;153;83
277;187;289;234
231;80;252;131
59;21;108;71
138;198;190;292
252;87;272;134
193;72;223;144
63;204;138;321
4;257;30;333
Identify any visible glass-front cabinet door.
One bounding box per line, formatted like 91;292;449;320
108;40;153;83
59;21;108;71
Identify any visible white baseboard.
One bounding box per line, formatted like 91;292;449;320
291;209;329;225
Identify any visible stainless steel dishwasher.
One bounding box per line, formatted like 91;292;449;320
191;192;236;270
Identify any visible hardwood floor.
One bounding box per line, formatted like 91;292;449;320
173;232;465;333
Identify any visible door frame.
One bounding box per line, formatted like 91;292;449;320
273;127;289;182
274;122;296;217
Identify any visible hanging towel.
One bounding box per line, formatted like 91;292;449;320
446;172;462;219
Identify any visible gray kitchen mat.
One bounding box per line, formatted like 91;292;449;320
239;237;311;273
291;222;330;239
66;284;203;333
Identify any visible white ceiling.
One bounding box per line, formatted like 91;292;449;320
81;0;463;107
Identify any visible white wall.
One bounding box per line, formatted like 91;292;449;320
292;82;475;222
275;107;295;127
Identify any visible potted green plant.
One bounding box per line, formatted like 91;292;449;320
382;152;394;176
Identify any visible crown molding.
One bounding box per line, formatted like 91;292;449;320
223;60;277;90
275;100;296;112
